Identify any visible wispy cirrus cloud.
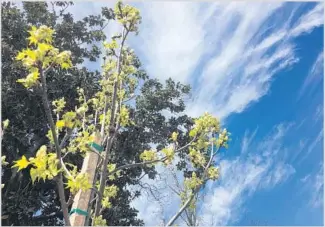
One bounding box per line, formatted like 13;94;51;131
290;2;324;37
297;128;323;165
198;124;295;225
300;163;324;208
298;51;324;99
309;165;324;208
241;128;258;154
134;2;323;120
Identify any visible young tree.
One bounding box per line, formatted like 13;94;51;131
8;1;230;226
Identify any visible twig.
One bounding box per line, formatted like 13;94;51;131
122;94;137;104
168;185;181;196
59;126;72;149
67;194;74;206
62;151;72;160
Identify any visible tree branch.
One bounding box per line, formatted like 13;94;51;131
108;136;196;177
122;93;137;104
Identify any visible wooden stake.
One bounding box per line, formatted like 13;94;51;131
69;133;102;226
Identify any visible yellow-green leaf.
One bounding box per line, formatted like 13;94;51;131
12;155;30;171
56;120;65;129
2;119;9;129
171;132;178;142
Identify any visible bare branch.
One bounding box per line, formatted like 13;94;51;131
122;93;137;104
169;184;182;196
62;151;72;160
67;194;74;206
180;213;191;226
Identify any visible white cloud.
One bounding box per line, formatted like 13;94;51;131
290;137;309;163
300;173;311;183
313;104;323;123
63;1;120;71
310;166;324;208
297;128;323;165
290;3;324;37
133;2;206;84
263;162;296;189
241;128;258;154
133;2;323;120
298;51;324;99
300;164;324;208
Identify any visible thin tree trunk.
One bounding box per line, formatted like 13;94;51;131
165;187;199;227
39;67;71;226
93;27;129;220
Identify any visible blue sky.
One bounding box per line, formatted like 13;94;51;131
16;1;324;225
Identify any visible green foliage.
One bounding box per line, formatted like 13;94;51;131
2;156;9;166
16;25;73;89
139;150;157;163
119;106;131;127
11;145;61;184
207;166;219;180
107;163;121;180
114;0;141;33
27;25;54;45
93;215;107;226
2;119;10;130
102;185;118;209
11;155;30;171
189;148;206;167
184;172;203;190
66;173;91;195
28;146;60;183
171;132;178;142
9;1;153;225
161;147;175;165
